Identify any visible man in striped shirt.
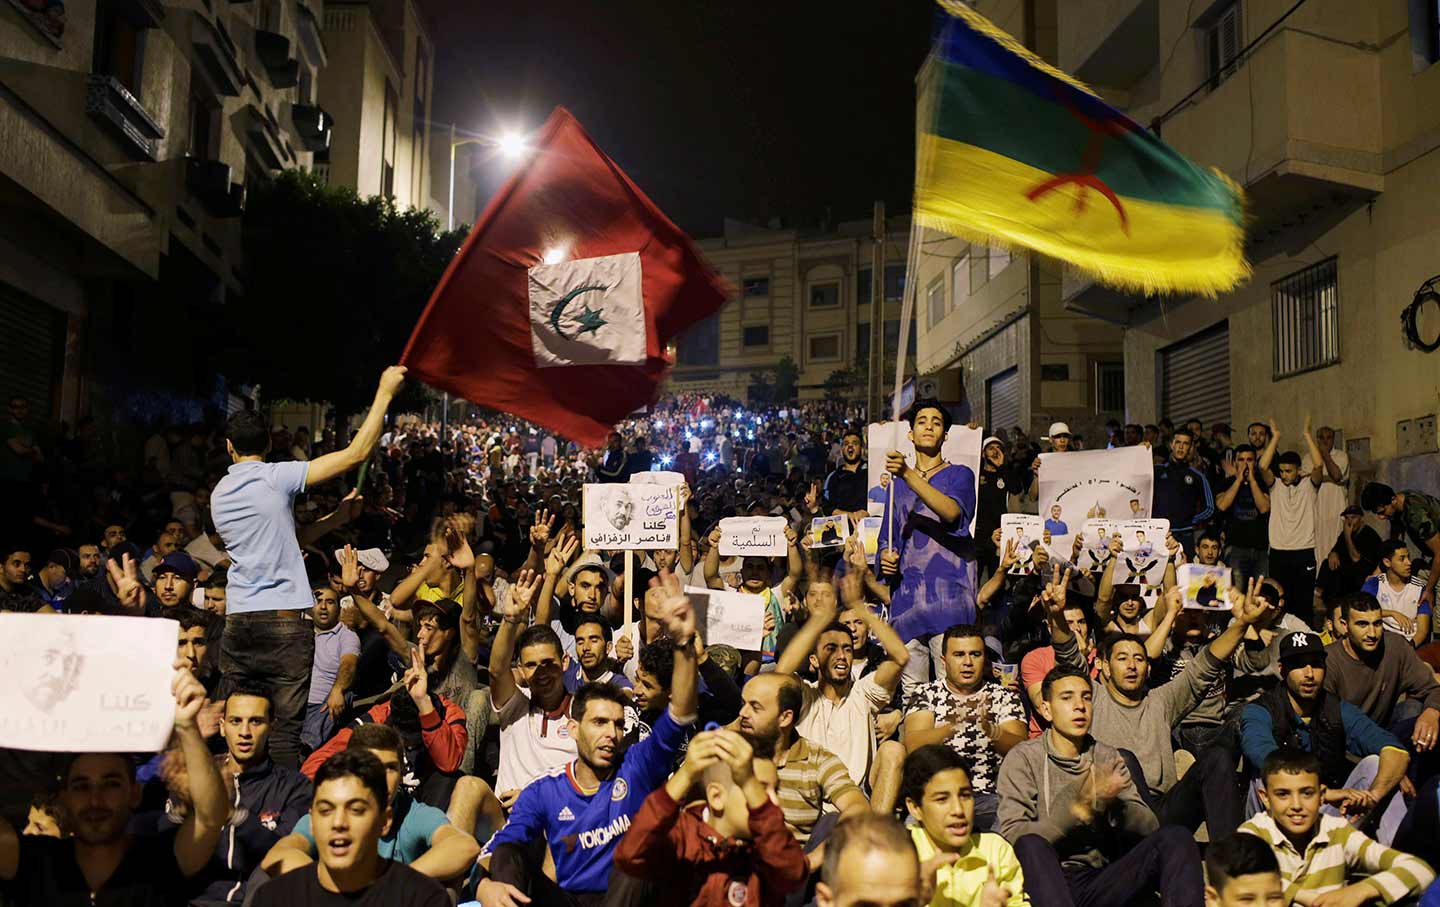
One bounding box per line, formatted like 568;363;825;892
1240;748;1433;906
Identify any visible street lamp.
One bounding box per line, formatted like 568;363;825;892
444;123;530;232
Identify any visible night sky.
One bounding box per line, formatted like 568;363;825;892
418;0;937;237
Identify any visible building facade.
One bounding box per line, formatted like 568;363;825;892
317;0;431;211
669;216;917;403
1059;0;1440;481
910;0;1127;444
0;0;329;426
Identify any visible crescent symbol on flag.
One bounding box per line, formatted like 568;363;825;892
549;285;609;340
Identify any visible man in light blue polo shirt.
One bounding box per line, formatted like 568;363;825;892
211;365;406;768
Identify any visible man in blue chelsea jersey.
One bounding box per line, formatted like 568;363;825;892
475;570;700;907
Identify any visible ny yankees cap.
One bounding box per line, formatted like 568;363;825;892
1278;631;1326;668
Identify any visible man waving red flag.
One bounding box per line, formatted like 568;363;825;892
401;107;731;446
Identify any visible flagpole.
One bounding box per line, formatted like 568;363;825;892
886;212;924;549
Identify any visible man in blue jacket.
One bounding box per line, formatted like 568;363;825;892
1152;427;1214;557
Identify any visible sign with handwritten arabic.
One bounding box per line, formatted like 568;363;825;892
583;482;678;551
1037;446;1153;564
718;516;787;557
685;585;765;651
0;613;179;752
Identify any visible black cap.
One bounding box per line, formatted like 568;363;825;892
1341;505;1363;517
1278;631;1326;668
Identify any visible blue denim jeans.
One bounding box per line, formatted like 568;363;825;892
1226;545;1269;594
220;610;315;770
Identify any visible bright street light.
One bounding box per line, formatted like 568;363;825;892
497;131;528;160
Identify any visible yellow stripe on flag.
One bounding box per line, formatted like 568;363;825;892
915;135;1249;297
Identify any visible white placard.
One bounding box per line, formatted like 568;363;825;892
1075;519;1120;572
0;614;178;752
583;483;678;550
630;471;685;487
1037;447;1154;561
686;585;764;651
1113;519;1171;586
719;517;787;557
1178;563;1232;610
865;422;982;534
809;515;850;549
1000;513;1046;575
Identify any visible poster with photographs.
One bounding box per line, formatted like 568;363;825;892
810;514;850;549
1177;564;1232;610
1000;513;1047;575
1036;447;1154;566
1112;519;1170;586
583;483;678;550
0;614;180;752
866;422;982;534
718;517;787;557
1075;519;1120;573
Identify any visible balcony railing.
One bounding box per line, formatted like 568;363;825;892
85;75;165;161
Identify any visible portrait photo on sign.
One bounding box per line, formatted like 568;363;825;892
1112;518;1171;586
809;514;850;549
583;482;678;550
1075;519;1119;572
1000;513;1046;575
1177;564;1232;610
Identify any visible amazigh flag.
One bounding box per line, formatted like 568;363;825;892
401;107;731;446
915;0;1248;296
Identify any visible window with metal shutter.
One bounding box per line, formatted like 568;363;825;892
1160;322;1230;429
0;287;64;420
986;367;1021;435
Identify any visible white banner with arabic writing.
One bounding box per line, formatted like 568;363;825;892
718;516;788;557
583;483;678;550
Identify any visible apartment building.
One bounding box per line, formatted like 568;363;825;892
670;216;917;403
1059;0;1440;478
317;0;431;211
0;0;329;423
910;0;1126;444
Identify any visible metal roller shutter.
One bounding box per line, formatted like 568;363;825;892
1161;322;1230;429
0;287;64;420
986;367;1021;435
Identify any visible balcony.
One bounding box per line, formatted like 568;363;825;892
255;29;299;88
290;103;332;153
85;75;166;161
1058;0;1159;89
294;1;327;67
185;157;245;217
242;104;289;170
193;14;245;96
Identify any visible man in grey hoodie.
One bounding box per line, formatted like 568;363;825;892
996;656;1204;907
1054;576;1274;838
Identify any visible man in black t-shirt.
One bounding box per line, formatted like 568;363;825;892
252;749;448;906
0;658;228;906
1216;443;1272;592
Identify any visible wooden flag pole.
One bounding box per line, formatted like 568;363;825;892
623;548;635;650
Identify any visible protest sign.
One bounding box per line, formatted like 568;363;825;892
719;516;787;557
1112;519;1170;586
866;422;982;534
1037;447;1153;561
810;515;849;549
1177;564;1232;610
0;614;178;752
583;483;677;550
686;585;765;651
859;517;882;557
630;471;685;487
1075;519;1119;573
1000;513;1046;575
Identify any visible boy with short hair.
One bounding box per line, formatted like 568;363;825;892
1239;748;1434;906
1203;832;1284;907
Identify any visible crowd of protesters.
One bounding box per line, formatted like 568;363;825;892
3;369;1440;907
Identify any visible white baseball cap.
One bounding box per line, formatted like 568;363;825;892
1046;422;1072;439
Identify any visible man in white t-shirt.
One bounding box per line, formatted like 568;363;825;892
774;564;909;813
487;572;577;802
1302;424;1351;564
1259;417;1324;621
211;366;405;768
1362;539;1431;646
